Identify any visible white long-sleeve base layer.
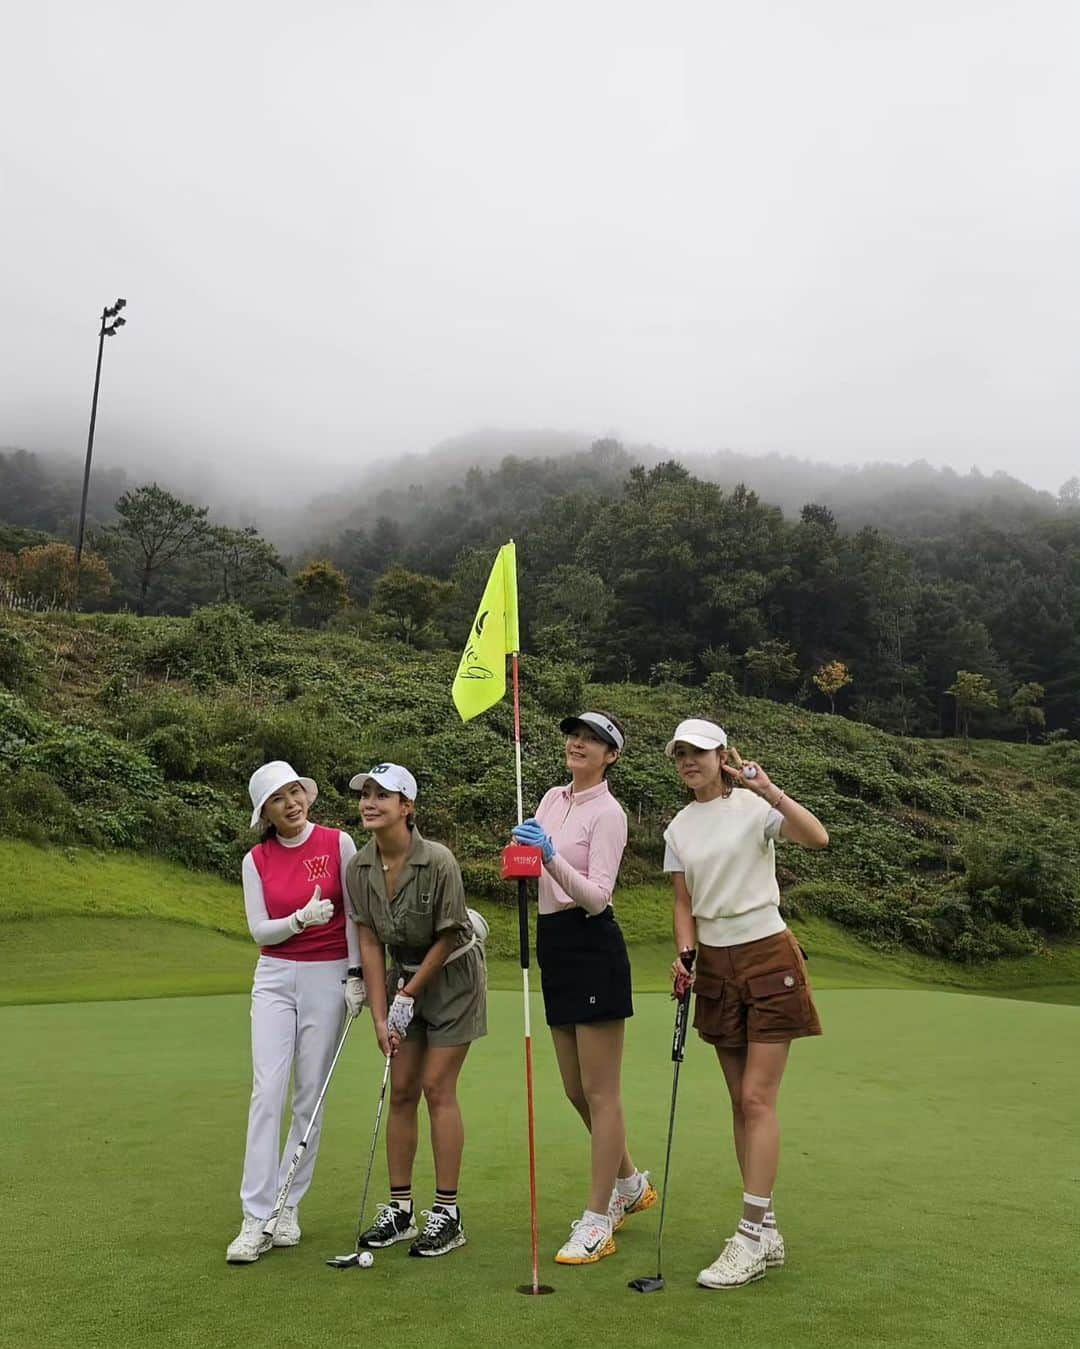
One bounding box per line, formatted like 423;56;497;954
238;824;357;1220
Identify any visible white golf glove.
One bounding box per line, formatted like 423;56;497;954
386;992;415;1038
344;971;367;1018
290;885;334;934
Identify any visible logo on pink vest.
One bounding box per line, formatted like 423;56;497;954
302;854;331;883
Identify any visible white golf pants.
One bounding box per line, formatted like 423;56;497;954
240;954;349;1220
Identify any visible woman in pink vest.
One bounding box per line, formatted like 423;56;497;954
226;760;364;1265
512;711;655;1267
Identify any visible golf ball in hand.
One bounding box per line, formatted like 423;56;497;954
358;1251;374;1268
743;765;758;779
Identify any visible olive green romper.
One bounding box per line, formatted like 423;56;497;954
345;830;487;1047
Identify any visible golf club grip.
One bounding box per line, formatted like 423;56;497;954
671;992;691;1062
671;950;696;1062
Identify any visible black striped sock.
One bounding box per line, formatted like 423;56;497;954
434;1188;459;1219
390;1186;412;1213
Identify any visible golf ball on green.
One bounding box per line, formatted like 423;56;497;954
358;1251;374;1268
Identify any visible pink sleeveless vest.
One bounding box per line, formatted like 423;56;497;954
251;824;348;962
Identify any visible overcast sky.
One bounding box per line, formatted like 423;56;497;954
2;0;1077;501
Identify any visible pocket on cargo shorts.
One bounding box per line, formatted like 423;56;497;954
745;965;811;1038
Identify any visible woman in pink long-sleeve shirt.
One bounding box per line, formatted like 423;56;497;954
512;711;655;1267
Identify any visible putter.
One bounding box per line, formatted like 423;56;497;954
327;1048;394;1268
628;950;696;1294
263;1014;354;1240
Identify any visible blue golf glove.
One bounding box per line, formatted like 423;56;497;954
512;818;556;862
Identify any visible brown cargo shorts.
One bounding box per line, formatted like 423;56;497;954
693;928;822;1048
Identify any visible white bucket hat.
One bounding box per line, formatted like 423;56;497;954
248;760;318;829
664;718;728;757
348;762;419;801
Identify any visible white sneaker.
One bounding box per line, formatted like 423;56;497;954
226;1216;272;1264
554;1212;617;1265
608;1170;659;1232
270;1205;301;1247
761;1226;785;1267
697;1236;767;1289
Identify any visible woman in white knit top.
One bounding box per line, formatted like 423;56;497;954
663;718;828;1291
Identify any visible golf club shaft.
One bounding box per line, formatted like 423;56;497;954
352;1052;393;1249
264;1013;354;1237
652;957;695;1275
652;1053;683;1276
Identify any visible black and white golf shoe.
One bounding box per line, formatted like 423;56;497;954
357;1203;418;1248
408;1206;467;1257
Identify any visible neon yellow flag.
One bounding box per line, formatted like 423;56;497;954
452;542;519;721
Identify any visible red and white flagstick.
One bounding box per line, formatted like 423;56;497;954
513;652;541;1295
505;651;552;1296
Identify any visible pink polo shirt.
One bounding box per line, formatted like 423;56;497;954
534;780;628;916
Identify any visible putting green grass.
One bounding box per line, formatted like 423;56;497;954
3;989;1078;1349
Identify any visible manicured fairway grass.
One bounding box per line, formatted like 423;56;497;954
4;989;1078;1349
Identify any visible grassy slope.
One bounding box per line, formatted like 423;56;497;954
4;989;1078;1349
4;839;1078;1006
5;607;1080;915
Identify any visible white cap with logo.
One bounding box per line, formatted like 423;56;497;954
348;763;419;800
248;761;318;829
664;718;728;757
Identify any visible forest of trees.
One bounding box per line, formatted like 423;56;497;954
2;440;1078;740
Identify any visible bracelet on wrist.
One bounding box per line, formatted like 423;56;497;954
772;790;787;808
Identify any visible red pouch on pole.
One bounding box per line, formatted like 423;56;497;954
502;844;543;879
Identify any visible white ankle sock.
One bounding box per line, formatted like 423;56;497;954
735;1217;763;1254
583;1208;611;1232
616;1172;643;1198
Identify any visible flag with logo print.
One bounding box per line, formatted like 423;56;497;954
451;542;520;722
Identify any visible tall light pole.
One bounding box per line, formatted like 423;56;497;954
75;297;128;569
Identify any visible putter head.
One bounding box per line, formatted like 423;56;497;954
628;1275;666;1293
326;1253;361;1269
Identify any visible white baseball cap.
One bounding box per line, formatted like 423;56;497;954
665;718;728;757
559;711;625;750
248;761;318;829
348;762;419;801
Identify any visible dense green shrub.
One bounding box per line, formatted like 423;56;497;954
0;688;48;757
141;605;273;685
5;768;76;845
18;728;162;803
0;623;37;695
963;833;1080;935
142;723;202;780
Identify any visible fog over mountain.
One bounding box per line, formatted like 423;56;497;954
2;1;1077;507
